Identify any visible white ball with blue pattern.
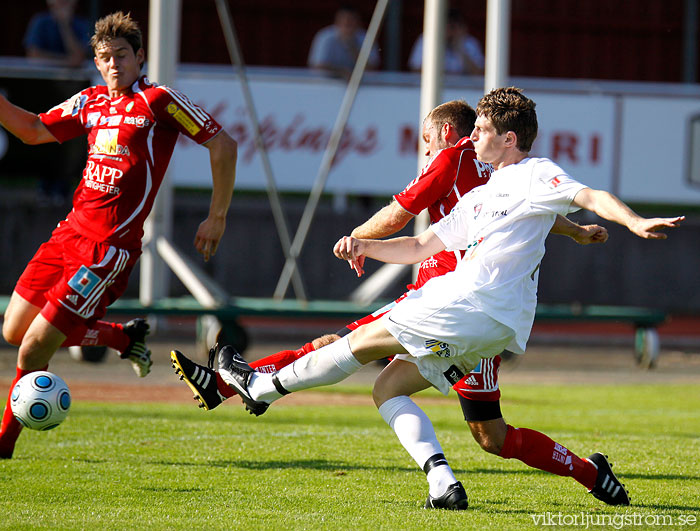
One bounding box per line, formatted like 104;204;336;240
11;371;71;431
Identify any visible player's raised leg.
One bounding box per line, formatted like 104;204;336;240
223;320;397;410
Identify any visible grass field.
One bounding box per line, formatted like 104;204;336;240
1;383;699;530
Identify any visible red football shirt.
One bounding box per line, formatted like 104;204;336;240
39;75;222;248
394;137;492;287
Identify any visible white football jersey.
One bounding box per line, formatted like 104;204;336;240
431;157;587;353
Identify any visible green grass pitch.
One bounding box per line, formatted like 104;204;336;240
1;383;698;530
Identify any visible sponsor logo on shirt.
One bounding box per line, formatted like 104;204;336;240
82;160;123;195
486;209;508;218
124;115;151;128
419;257;439;269
99;115;122;127
549;176;562;188
167;102;201;136
425;339;452;358
463;237;484;260
86;112;101;128
473;159;493;179
90;129;130;156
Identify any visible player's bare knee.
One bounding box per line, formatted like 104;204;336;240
371;381;387;408
2;321;24;346
312;334;341;350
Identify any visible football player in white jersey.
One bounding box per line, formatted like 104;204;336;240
216;87;682;509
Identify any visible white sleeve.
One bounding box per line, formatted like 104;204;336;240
529;161;587;216
431;200;472;251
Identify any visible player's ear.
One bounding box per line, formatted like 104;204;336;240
442;122;455;141
505;130;518;148
136;48;145;68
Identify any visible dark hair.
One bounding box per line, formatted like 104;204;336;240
476;87;538;152
90;12;143;58
426;100;476;138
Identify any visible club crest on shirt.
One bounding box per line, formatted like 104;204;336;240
425;339;452;358
473;203;482;219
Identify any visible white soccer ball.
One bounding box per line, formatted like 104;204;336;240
11;371;71;431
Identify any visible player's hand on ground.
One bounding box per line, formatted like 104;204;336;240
194;216;225;261
334;236;366;277
629;216;684;240
573;224;608;245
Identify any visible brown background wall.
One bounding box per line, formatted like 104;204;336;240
2;0;695;82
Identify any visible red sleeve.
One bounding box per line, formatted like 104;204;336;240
394;149;459;215
149;85;222;144
39;90;91;143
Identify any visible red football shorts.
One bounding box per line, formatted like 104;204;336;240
14;222;140;336
344;288;501;402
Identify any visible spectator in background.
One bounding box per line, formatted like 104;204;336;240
409;8;484;75
24;0;92;205
308;5;380;79
24;0;91;68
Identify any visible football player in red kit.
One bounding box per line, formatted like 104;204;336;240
0;11;238;458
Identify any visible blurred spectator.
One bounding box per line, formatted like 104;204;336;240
409;8;484;75
308;5;380;79
24;0;91;68
23;0;91;205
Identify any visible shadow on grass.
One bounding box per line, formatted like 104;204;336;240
453;467;547;476
151;458;417;473
140;486;206;493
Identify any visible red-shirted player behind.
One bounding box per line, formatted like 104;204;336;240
171;101;616;505
0;12;238;459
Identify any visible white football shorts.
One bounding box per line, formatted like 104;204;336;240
382;287;515;395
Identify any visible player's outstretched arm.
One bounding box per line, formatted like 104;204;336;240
0;94;56;145
350;200;414;239
572;188;684;240
551;214;608;245
195;131;238;261
334;228;445;277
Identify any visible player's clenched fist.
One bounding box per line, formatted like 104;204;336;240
333;236;366;277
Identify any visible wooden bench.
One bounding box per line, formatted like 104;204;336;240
0;296;667;368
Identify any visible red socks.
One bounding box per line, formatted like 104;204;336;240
61;321;130;352
249;342;315;373
0;365;48;458
216;342;317;398
499;424;598;490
